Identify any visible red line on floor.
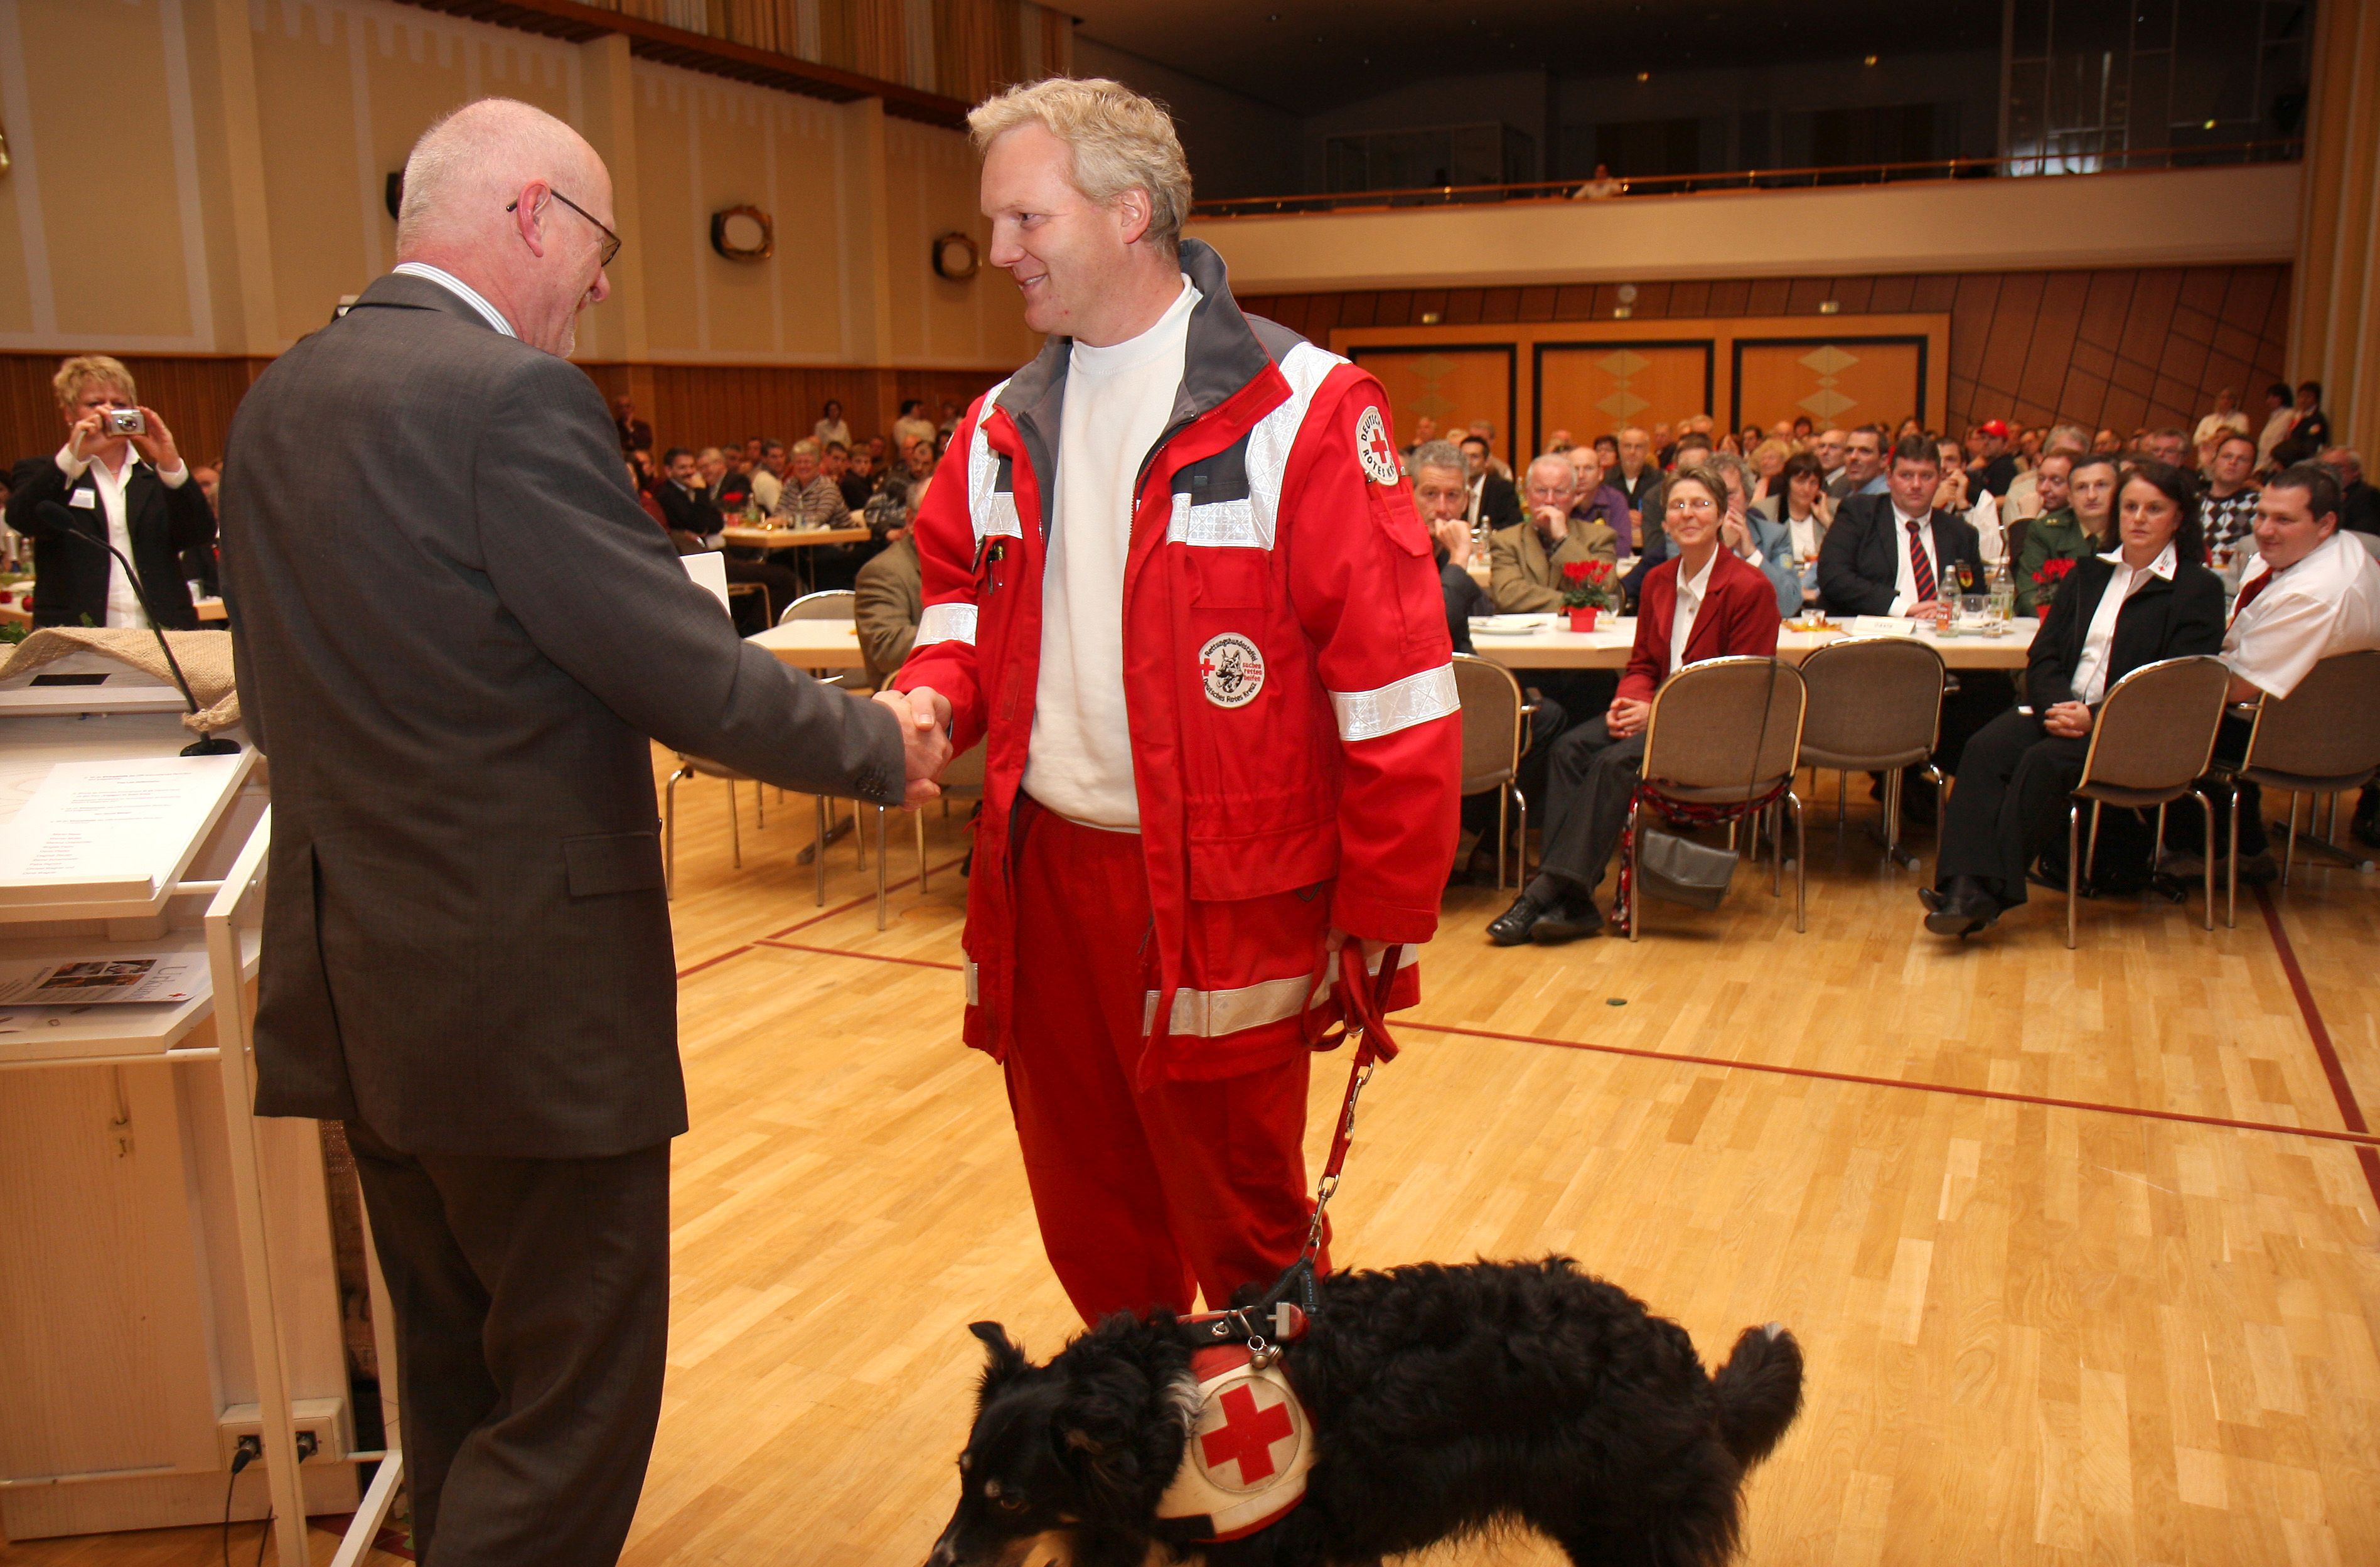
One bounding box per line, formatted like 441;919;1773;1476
2252;883;2380;1210
753;941;2380;1151
672;854;967;979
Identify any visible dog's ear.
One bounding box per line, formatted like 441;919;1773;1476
1053;1357;1186;1519
968;1321;1027;1399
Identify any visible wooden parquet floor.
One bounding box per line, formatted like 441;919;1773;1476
9;749;2376;1567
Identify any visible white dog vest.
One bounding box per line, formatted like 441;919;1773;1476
1154;1343;1316;1541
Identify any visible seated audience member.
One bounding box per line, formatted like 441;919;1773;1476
862;473;915;542
2002;424;2089;525
1794;415;1815;438
655;448;800;630
1650;421;1675;466
1484;463;1781;945
1491;453;1618;611
183;461;225;595
2202;434;2263;554
1469;418;1514;480
890;399;936;456
1621;430;1713;606
1570;162;1624;200
697;446;752;517
630;459;668;531
1828;424;1889;500
2270;381;2330;468
1749;438;1791;500
7;355;216;631
2013;453;2099;615
749;440;786;513
938;400;962;439
1612;425;1660;531
813;399;852;450
832;444;872;510
1933;439;1973;514
1922;460;2226;933
2092;428;2125;455
1564;444;1634;554
854;476;926;689
612;394;651;456
770;439;845;528
2254;381;2298;471
1461;434;1522;531
2195;387;2250;468
1709;451;1801;618
1750;450;1832;609
2318;447;2379;536
2164;463;2380;878
1965;419;2019;502
1812;427;1848;487
1400;414;1439;460
1819;435;1986;619
1592;431;1622;474
2015;425;2044;468
2142;428;2190;468
655;448;717;540
1410;443;1491;650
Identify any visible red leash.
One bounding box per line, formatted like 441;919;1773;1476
1299;940;1402;1264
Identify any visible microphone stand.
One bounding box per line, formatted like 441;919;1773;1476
34;500;239;757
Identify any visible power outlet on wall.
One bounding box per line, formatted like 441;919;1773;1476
216;1397;350;1470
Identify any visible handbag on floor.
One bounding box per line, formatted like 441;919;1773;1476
1634;827;1737;910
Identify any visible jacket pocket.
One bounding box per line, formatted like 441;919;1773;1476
563;831;666;897
1186;809;1338;902
1191;549;1272;609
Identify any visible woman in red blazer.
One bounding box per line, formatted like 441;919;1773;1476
1489;462;1782;943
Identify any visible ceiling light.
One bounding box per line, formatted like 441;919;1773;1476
1420;311;1441;325
1863;54;1878;66
1819;300;1841;315
2203;118;2217;129
1636;71;1650;83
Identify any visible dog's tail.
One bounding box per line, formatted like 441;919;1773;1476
1710;1323;1803;1467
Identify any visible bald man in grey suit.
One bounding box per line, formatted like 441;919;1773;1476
220;99;948;1565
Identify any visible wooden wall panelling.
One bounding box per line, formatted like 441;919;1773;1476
1732;337;1928;432
1256;263;2290;443
1535;341;1715;451
1;355;272;475
1346;346;1518;459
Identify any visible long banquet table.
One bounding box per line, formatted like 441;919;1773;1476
1463;615;2037;670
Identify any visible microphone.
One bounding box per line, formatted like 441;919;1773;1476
35;500;240;757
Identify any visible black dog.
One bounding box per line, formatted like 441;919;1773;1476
928;1257;1803;1567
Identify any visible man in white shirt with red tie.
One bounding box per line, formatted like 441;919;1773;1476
2168;461;2380;876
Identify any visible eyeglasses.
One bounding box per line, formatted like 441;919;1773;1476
1671;497;1717;514
508;188;622;269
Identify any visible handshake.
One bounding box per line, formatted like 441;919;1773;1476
871;686;955;807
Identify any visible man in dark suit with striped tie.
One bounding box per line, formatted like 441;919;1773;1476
1816;434;2010;794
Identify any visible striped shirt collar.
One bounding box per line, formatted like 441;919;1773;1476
389;262;517;337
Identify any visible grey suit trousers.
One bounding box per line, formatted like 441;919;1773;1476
347;1120;670;1566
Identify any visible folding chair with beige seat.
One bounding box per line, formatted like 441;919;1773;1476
1794;638;1947;869
2054;654;2231;949
2206;649;2380;926
1451;654;1538;888
1623;657;1809;940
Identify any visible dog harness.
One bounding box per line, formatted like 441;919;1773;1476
1155;1333;1316;1541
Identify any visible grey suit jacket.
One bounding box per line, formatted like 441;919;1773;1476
221;273;906;1158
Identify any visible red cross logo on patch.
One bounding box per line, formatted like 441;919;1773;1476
1196;1378;1300;1489
1355;404;1400;485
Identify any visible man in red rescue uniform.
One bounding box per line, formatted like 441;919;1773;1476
889;78;1461;1325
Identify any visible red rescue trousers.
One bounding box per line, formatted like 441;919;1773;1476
1006;797;1326;1324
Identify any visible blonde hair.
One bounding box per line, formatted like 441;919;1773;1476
967;77;1192;253
54;354;136;411
1751;437;1793;470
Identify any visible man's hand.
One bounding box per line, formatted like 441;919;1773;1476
2041;700;2094;738
1324;926;1388;972
1905;599;1953;624
1606;696;1652;738
872;687;951;806
1719;512;1750;554
1531;503;1569;545
903;683;954;733
1432;515;1471;567
129;407;181;475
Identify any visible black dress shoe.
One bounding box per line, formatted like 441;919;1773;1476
1486;893;1548;945
1922;875;2001;936
1531;898;1605;944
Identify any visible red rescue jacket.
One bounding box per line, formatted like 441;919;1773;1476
896;240;1462;1082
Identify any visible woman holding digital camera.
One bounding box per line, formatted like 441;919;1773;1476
4;354;216;630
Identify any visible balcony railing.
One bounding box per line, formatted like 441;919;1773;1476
1188;139;2304;220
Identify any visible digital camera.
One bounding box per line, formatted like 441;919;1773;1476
105;408;146;436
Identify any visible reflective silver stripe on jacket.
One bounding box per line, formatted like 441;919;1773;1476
1141;945;1418;1039
1328;664;1461;742
1167;341;1346;551
914;602;978;649
967;380;1019;543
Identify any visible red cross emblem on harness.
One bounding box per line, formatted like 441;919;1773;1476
1196;1378;1299;1488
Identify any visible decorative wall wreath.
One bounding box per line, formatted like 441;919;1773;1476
711;205;775;262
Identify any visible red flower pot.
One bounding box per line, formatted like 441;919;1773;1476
1567;606;1599;633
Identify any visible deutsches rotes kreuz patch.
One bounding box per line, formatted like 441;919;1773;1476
1198;633;1266;709
1355;405;1400;485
